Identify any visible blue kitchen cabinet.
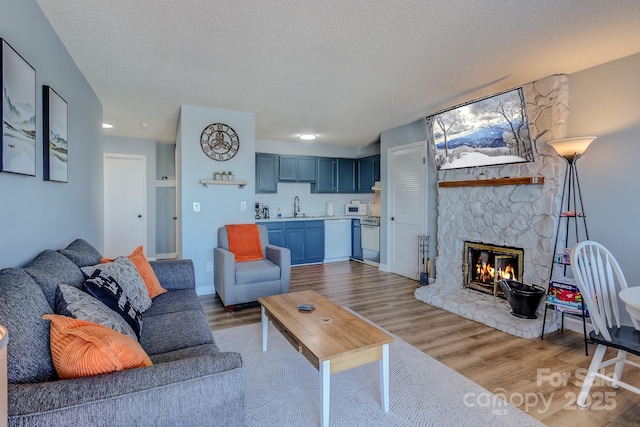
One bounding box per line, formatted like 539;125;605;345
337;158;357;193
357;155;380;193
313;157;337;193
297;156;317;182
351;219;362;260
284;221;306;264
279;155;317;182
278;155;298;181
255;153;278;193
260;220;325;265
304;220;325;263
312;157;357;193
261;221;284;247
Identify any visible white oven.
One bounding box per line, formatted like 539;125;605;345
360;216;380;266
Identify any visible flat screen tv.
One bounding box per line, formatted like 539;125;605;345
426;87;534;170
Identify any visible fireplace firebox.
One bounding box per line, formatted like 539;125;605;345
463;241;524;298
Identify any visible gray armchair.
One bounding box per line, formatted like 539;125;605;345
214;224;291;312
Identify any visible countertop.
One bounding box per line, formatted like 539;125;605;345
256;215;356;222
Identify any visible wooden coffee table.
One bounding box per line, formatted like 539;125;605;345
258;290;394;427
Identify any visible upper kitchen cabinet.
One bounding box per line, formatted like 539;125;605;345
278;155;317;182
312;157;337;193
337;158;357;193
357;155;380;193
312;157;359;193
256;153;278;193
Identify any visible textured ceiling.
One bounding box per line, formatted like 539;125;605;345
36;0;640;147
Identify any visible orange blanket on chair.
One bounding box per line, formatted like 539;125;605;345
226;224;265;262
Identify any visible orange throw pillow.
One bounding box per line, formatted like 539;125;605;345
43;314;152;379
101;246;167;298
226;224;265;262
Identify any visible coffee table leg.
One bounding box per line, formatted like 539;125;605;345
321;360;330;427
379;343;390;412
261;306;268;352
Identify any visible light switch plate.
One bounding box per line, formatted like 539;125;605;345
193;202;200;212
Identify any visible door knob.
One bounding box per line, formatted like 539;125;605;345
391;217;395;221
172;217;178;220
137;214;142;219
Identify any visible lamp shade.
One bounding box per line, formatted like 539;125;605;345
548;137;597;161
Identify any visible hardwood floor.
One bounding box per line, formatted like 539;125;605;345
200;261;640;426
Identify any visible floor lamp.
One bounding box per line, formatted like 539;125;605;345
548;136;597;250
543;137;596;355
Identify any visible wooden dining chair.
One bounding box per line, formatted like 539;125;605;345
570;240;640;408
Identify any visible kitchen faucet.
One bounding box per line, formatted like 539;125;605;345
294;196;300;218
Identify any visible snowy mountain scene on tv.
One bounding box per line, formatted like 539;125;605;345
427;87;534;171
2;39;36;176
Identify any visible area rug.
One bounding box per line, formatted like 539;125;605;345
215;322;544;427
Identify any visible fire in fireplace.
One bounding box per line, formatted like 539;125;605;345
463;242;524;298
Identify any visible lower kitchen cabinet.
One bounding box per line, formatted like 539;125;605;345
351;218;362;260
304;221;325;263
258;220;324;265
261;221;284;247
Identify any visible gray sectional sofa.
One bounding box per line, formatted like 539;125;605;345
0;239;245;426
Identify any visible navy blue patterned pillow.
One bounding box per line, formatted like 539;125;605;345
82;270;143;339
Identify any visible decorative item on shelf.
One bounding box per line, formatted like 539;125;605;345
220;171;228;181
213;171;221;180
478;172;487;180
227;171;233;181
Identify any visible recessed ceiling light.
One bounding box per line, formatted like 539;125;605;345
299;134;316;141
102;123;113;129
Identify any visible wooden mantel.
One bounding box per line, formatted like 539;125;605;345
438;176;544;188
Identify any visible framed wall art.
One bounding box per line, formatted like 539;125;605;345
1;38;36;176
43;85;68;182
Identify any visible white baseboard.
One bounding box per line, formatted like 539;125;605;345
559;314;593;335
196;286;215;296
377;263;390;272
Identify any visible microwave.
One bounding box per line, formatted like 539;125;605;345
345;203;368;216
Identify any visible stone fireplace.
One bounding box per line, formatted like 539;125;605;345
415;74;569;338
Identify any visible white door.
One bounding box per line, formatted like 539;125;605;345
103;153;146;258
388;142;427;279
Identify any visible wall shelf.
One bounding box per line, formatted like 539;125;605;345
438;176;544;188
199;179;249;188
156;178;176;188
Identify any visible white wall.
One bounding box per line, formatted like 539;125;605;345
0;0;103;268
178;105;256;294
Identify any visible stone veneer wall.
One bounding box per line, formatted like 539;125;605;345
434;74;569;291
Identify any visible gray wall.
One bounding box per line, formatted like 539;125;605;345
379;119;438;270
0;0;103;268
178;105;256;294
567;53;640;295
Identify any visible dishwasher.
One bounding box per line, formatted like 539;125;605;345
360;216;380;267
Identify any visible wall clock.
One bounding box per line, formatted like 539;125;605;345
200;123;240;161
